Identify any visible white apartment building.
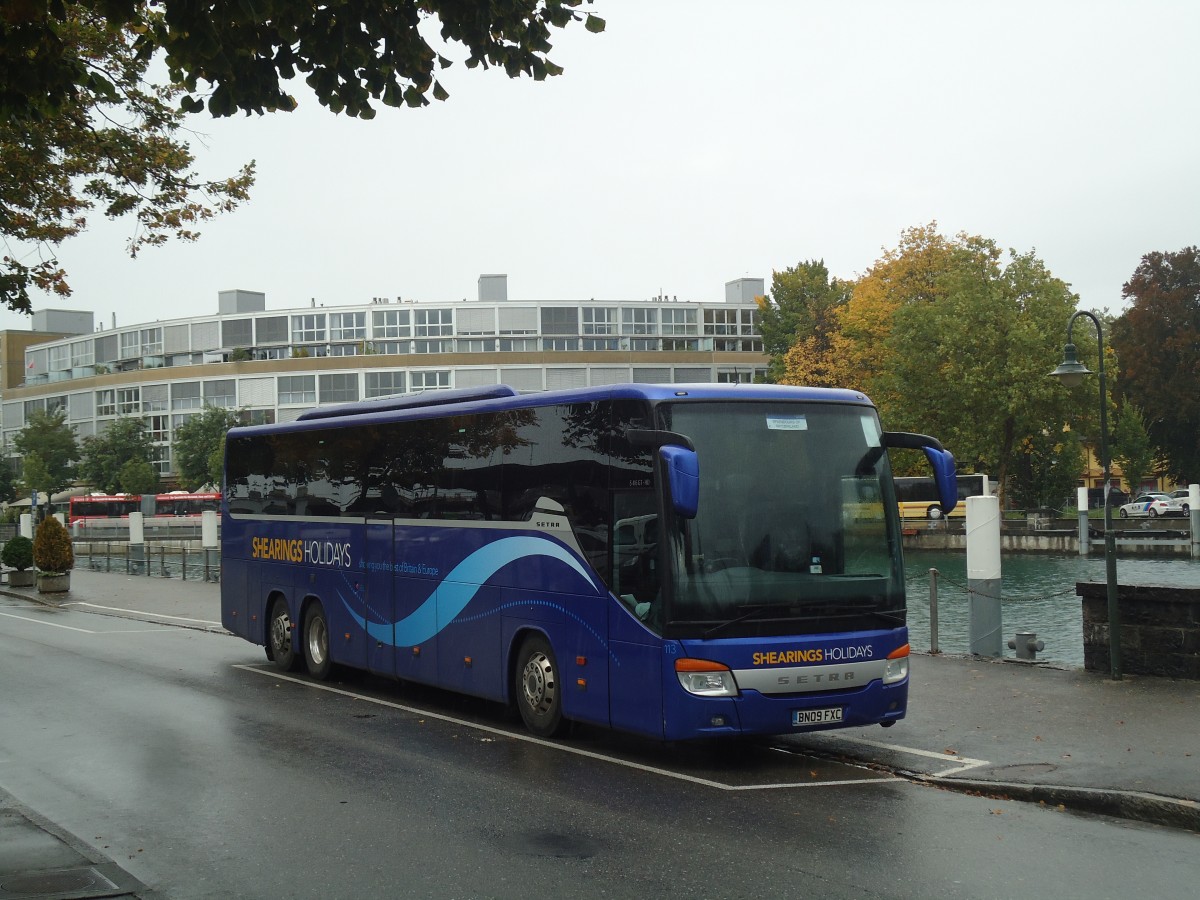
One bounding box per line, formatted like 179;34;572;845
2;275;768;482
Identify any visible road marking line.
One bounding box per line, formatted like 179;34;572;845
235;664;901;791
0;611;97;633
64;601;221;627
817;733;991;777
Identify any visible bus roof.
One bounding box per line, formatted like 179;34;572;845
230;383;875;441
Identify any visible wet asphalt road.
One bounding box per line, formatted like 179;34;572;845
1;595;1195;900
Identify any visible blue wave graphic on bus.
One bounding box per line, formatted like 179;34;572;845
340;535;599;646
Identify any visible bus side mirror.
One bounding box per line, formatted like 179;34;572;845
923;447;958;515
883;431;958;515
660;446;699;519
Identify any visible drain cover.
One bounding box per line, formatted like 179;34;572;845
0;866;120;900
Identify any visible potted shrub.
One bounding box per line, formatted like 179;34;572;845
33;516;74;593
2;534;36;587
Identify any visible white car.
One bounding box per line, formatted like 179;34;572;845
1168;489;1192;514
1118;493;1185;518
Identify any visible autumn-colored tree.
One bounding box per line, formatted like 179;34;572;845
781;223;1086;502
2;2;605;122
0;8;254;312
1110;402;1155;494
756;261;849;383
1111;247;1200;483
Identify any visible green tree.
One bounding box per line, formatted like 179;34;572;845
78;417;154;493
885;241;1084;505
18;451;53;504
1110;402;1155;494
1111;247;1200;483
3;2;605;122
0;8;254;313
13;408;77;495
757;261;850;383
173;406;241;490
0;460;17;503
1008;429;1084;511
118;458;160;494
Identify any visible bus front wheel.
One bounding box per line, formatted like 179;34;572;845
268;598;302;673
515;634;567;738
303;602;333;681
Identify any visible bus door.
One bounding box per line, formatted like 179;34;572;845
363;519;396;676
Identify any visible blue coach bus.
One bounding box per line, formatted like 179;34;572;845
221;383;956;740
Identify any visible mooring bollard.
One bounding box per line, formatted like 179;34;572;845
929;567;940;654
1007;631;1045;661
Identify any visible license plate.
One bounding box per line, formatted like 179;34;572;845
792;707;843;727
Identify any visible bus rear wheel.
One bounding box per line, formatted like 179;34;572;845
303;602;333;681
515;634;567;738
268;598;302;673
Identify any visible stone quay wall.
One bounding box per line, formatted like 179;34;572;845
1076;582;1200;679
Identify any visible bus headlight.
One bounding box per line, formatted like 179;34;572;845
675;658;738;697
883;644;910;684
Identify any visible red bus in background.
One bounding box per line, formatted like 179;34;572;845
68;492;221;525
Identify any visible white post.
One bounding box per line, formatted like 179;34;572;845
129;511;145;574
966;494;1002;657
19;513;32;539
53;513;65;527
1190;484;1199;560
1077;486;1090;556
201;509;218;549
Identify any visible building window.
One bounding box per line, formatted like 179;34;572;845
117;387;140;415
366;371;406;398
171;382;202;410
318;373;359;403
239;409;276;426
254;347;289;360
542;338;579;352
499;338;538;352
414;309;452;337
628;338;660;351
456;339;496;353
622;308;658;335
704;309;738;336
372;341;411;355
256;316;288;344
582;308;617;335
540;307;578;335
740;308;759;335
372;308;411;338
330;311;366;342
24;399;46;418
661;308;698;336
292;344;328;358
717;371;753;384
203;380;236;408
328;344;361;356
291;313;326;344
713;338;740;351
663;338;701;351
222;318;253;349
410;371;450;391
413;339;454;354
147;415;170;444
582;338;620;351
48;345;70;371
278;375;317;405
119;331;141;359
70;340;94;368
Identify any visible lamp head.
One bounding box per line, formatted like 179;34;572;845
1049;342;1092;388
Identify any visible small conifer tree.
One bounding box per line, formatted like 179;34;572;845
1;535;34;571
33;517;74;574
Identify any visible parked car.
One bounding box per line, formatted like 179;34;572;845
1168;489;1193;514
1118;493;1186;518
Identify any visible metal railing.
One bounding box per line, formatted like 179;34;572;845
73;541;221;583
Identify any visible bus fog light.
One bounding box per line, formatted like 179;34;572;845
884;656;909;684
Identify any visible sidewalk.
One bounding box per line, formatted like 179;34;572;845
4;568;1198;836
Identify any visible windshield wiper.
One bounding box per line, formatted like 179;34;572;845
702;604;788;640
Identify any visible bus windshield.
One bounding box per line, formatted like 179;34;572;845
657;401;903;638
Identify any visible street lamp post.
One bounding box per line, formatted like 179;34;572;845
1049;310;1121;680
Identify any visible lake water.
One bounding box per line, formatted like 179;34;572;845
903;549;1200;668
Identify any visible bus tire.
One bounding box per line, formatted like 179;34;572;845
515;634;567;738
268;598;302;673
303;602;333;681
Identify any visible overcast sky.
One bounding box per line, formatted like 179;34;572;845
5;0;1197;334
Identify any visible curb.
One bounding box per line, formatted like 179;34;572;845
911;772;1200;833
